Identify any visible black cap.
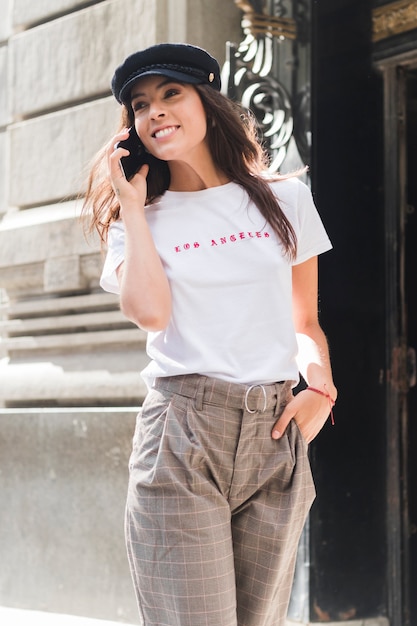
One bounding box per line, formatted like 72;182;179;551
111;43;221;104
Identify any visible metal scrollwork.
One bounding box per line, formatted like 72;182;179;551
223;0;310;172
225;40;293;171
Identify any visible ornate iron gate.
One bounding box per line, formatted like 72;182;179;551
222;0;311;174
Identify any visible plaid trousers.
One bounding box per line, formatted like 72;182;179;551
125;374;316;626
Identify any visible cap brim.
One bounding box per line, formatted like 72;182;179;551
119;69;201;104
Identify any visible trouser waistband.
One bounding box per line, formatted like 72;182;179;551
153;374;291;416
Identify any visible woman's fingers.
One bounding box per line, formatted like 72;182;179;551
271;399;296;440
271;389;332;444
105;131;149;211
130;163;150;185
108;130;130;180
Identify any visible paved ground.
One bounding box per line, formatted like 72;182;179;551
0;607;137;626
0;606;389;626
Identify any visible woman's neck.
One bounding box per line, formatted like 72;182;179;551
168;160;229;192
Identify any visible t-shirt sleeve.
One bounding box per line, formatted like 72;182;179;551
291;179;332;265
272;178;332;265
99;221;125;294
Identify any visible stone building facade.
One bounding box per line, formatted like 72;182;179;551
0;0;240;622
2;2;417;625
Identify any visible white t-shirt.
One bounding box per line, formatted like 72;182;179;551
100;178;332;388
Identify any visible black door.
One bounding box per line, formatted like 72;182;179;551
383;62;417;626
405;67;417;626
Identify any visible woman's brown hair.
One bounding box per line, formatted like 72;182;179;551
82;83;298;259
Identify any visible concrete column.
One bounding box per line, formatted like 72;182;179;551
0;407;139;622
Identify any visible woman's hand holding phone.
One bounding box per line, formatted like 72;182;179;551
108;128;149;214
108;128;172;330
115;126;149;180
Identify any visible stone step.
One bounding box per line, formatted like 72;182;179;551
3;328;146;354
0;367;146;406
0;310;134;336
1;292;120;318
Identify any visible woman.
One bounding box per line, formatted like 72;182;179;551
83;43;337;626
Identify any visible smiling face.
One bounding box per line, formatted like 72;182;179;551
130;75;210;166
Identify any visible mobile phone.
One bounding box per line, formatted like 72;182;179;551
115;127;148;180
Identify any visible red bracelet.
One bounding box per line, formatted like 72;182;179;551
306;386;335;425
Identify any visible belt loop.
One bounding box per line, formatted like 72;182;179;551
195;375;205;411
273;382;283;417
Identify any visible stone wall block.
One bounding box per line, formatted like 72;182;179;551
12;0;105;29
11;0;156;118
0;46;9;127
80;252;106;288
0;132;8;215
43;254;87;293
0;202;104;295
9;98;120;208
1;45;10;214
0;212;96;269
154;0;242;66
185;0;242;65
0;0;12;43
0;262;44;296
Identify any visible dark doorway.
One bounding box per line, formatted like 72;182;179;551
382;61;417;626
405;67;417;626
310;1;387;621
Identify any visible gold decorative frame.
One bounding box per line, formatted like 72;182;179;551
235;0;297;40
373;0;417;42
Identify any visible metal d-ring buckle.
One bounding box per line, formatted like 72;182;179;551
244;384;268;414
